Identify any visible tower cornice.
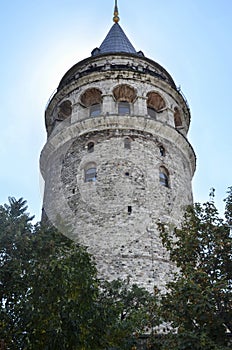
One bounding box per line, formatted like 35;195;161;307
57;53;176;91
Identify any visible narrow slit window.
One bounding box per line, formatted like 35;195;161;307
87;142;94;153
159;146;165;157
159;167;169;188
128;206;132;214
124;138;131;150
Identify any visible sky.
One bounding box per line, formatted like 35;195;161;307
0;0;231;221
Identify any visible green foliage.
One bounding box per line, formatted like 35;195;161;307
224;186;232;227
154;188;232;350
98;280;153;349
0;198;151;349
3;190;231;350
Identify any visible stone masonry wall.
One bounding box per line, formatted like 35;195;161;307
41;53;195;292
42;122;193;292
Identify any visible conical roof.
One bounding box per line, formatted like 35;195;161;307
96;22;137;55
91;2;140;57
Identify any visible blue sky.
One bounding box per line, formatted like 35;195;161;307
0;0;231;220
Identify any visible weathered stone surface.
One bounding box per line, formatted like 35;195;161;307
40;52;195;293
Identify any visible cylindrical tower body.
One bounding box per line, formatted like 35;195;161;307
40;28;196;292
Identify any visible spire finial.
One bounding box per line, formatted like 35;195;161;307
113;0;120;23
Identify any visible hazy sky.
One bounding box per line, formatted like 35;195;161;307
0;0;231;220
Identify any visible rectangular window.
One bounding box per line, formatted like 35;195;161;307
85;167;97;182
118;102;130;115
90;104;101;117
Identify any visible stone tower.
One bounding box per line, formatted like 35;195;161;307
40;3;196;292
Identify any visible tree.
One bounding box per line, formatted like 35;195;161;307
0;197;152;349
0;197;98;349
98;279;153;349
153;188;232;350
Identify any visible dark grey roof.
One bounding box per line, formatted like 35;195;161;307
92;23;137;56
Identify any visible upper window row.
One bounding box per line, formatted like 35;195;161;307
87;101;131;117
58;85;183;127
80;86;166;112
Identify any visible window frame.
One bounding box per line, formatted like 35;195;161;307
159;145;165;157
159;167;169;188
147;106;157;119
118;101;130;115
84;166;97;183
87;142;94;153
124;137;131;150
90;103;101;117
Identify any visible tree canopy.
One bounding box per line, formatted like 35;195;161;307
1;188;232;350
153;188;232;350
0;197;151;350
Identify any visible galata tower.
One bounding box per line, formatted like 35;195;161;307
40;1;196;292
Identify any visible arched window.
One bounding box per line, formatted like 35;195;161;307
113;85;136;103
58;100;72;120
147;92;166;116
87;142;94;153
80;88;102;117
124;137;131;150
90;104;101;117
118;101;130;115
159;167;169;188
113;85;136;116
85;165;97;182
